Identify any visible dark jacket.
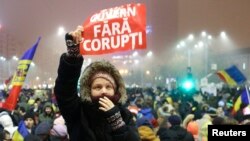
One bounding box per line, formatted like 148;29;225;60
54;53;140;141
157;126;194;141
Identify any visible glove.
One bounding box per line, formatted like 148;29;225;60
65;26;83;57
105;106;126;131
65;33;80;57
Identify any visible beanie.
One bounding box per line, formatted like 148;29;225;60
168;115;181;126
35;121;52;135
91;72;116;89
23;112;35;121
50;124;68;137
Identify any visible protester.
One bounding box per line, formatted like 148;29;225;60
157;114;194;141
54;26;140;141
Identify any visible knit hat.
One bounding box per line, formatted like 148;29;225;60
50;124;68;137
91;72;116;89
23;112;35;121
168;115;181;126
35;121;52;135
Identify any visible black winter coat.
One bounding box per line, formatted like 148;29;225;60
54;53;140;141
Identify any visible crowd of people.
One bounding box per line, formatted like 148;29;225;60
1;26;250;141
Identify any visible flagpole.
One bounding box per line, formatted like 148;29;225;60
245;85;250;104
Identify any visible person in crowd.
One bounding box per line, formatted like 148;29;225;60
50;115;69;141
23;112;37;134
136;116;160;141
0;111;18;138
39;102;55;124
157;114;194;141
54;26;140;141
35;121;52;141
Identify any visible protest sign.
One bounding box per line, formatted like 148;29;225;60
80;3;146;55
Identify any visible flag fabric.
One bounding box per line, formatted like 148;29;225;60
4;75;13;86
216;65;247;87
2;37;41;111
232;86;250;115
12;120;29;140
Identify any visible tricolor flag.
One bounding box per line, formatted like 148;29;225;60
2;37;41;111
232;85;250;115
216;65;246;87
12;120;29;140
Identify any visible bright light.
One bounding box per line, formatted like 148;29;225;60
198;41;204;47
146;70;150;75
132;51;138;57
146;51;153;57
36;76;40;80
201;31;207;37
31;62;35;67
220;31;227;39
12;56;19;61
187;34;194;41
58;26;66;36
0;56;6;61
134;59;139;64
208;35;213;40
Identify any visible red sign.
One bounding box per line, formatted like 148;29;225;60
80;3;146;55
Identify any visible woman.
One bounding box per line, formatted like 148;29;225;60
54;26;140;141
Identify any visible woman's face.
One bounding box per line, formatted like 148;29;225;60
91;78;115;97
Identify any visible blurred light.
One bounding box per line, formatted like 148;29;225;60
146;25;152;34
176;44;181;49
180;41;185;47
132;51;138;57
198;41;204;47
31;62;35;67
243;63;246;70
0;24;2;30
208;35;213;40
146;70;150;75
187;34;194;41
36;76;40;80
146;51;153;57
220;31;227;39
134;59;139;64
58;26;66;36
0;56;6;61
201;31;207;37
12;56;19;61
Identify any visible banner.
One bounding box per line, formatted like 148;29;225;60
2;37;41;111
80;3;146;55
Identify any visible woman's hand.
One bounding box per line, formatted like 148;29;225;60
69;25;83;44
99;96;115;112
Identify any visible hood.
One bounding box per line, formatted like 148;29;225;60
79;60;127;104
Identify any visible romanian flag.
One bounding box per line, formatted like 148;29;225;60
2;37;41;111
12;120;29;140
232;86;250;115
216;65;246;87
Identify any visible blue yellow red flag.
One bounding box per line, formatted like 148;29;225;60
2;37;41;111
12;120;29;140
232;85;250;115
216;65;246;87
